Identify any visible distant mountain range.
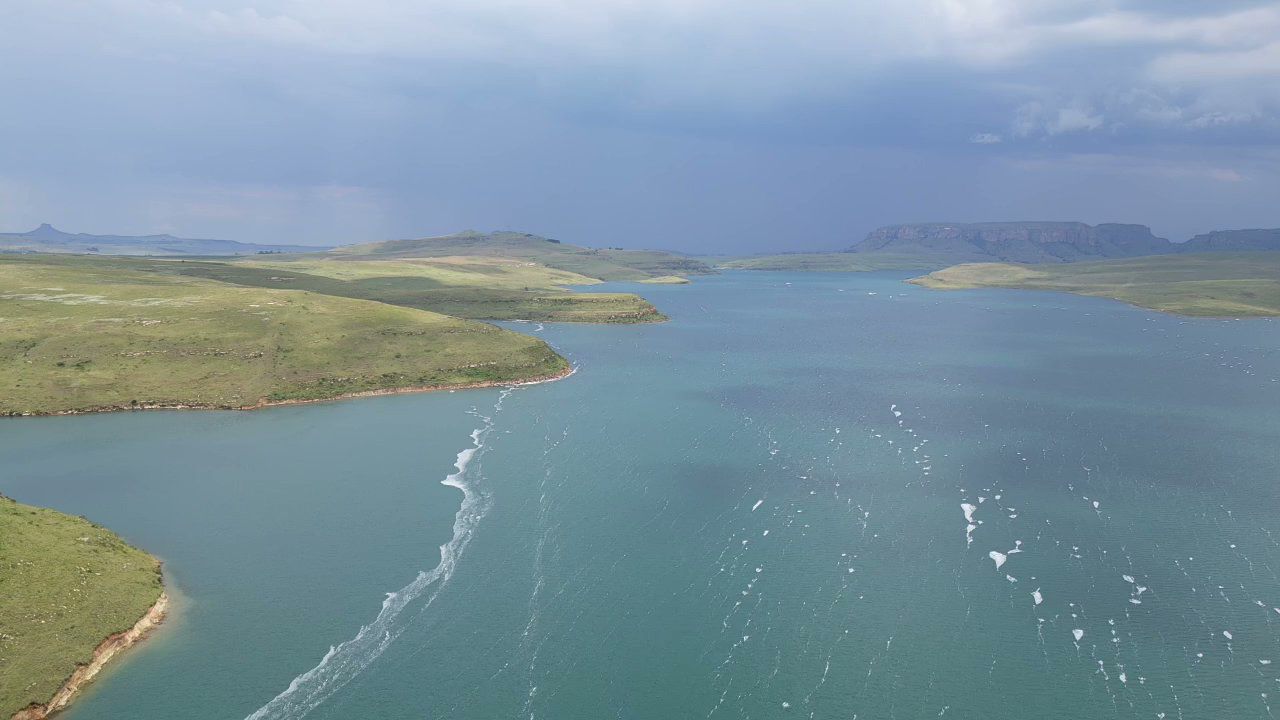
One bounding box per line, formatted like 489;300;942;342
850;222;1280;263
1179;228;1280;254
0;224;325;256
6;221;1280;265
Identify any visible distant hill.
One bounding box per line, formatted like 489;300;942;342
334;230;713;281
0;224;325;256
1178;229;1280;253
911;252;1280;318
850;222;1172;263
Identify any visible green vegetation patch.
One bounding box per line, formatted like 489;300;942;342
332;231;713;282
0;496;162;717
0;255;569;415
241;256;603;288
911;252;1280;317
34;254;663;324
169;258;662;323
717;253;948;272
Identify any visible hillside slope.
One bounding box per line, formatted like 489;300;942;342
0;254;568;415
334;231;713;281
0;496;163;719
910;252;1280;317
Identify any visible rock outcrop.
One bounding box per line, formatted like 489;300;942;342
1178;229;1280;253
11;593;169;720
850;222;1172;263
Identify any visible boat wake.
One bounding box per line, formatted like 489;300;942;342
244;389;513;720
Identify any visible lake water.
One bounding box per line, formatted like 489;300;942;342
5;271;1280;719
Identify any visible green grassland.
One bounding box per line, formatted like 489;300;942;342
715;253;949;272
0;495;163;718
242;256;603;287
0;254;569;415
911;252;1280;317
332;231;713;281
188;259;662;323
218;255;666;322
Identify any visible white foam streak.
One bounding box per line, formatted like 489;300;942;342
245;391;509;720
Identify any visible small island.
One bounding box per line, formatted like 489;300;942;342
1;496;166;720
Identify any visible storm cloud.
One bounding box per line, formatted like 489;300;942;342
1;0;1277;251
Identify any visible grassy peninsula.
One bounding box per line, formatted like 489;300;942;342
252;230;713;320
199;256;666;322
911;252;1280;317
332;230;711;281
0;496;164;719
0;229;714;413
0;254;568;415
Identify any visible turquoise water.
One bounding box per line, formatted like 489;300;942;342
5;271;1280;719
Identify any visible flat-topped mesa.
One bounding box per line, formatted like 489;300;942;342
1178;228;1280;253
851;221;1172;263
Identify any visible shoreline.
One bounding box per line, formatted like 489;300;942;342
11;592;169;720
907;275;1280;319
4;365;575;418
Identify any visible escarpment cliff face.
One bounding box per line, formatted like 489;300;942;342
10;594;169;720
1178;229;1280;253
850;222;1172;263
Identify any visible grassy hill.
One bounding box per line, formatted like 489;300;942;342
0;254;568;415
0;496;163;718
2;228;694;322
333;231;713;281
92;255;666;324
910;252;1280;317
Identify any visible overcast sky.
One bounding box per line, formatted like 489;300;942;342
2;1;1278;252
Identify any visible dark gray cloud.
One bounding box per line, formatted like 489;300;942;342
0;0;1277;252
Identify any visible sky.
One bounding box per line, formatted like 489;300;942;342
1;1;1278;253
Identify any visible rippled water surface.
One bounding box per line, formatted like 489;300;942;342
5;271;1280;719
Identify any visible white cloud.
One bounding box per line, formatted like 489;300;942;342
1013;101;1105;137
1208;168;1244;183
969;132;1003;144
1008;152;1259;186
1187;111;1261;129
1150;41;1280;82
1049;107;1104;135
0;0;1269;126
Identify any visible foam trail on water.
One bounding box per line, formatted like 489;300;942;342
244;390;511;720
